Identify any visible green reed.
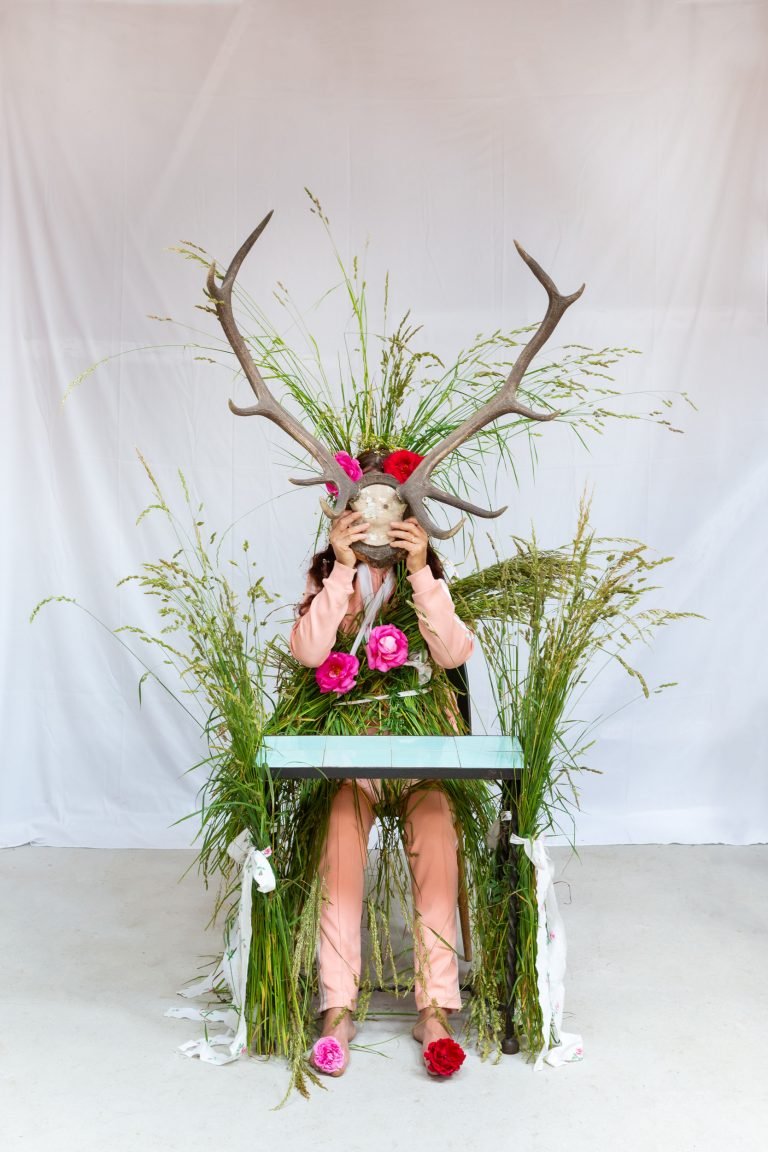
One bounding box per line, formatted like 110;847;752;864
475;497;698;1054
48;190;698;1089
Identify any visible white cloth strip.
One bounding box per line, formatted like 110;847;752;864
507;829;584;1068
350;566;432;687
335;687;431;706
164;828;276;1065
402;648;432;686
349;564;396;656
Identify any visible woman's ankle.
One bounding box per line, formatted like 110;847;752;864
321;1005;356;1035
417;1005;454;1023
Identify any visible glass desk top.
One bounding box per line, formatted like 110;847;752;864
258;735;523;779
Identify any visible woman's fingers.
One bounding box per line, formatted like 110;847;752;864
333;513;429;553
388;520;426;548
331;511;369;537
388;535;418;552
389;519;428;575
340;509;367;526
339;522;369;539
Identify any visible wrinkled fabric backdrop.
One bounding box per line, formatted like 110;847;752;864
1;0;766;847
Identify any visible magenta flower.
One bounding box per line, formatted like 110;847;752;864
315;651;360;695
325;451;363;497
311;1036;346;1074
366;624;409;672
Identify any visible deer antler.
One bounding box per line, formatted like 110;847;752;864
206;212;358;512
398;242;585;538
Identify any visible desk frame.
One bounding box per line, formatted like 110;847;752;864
263;738;524;1055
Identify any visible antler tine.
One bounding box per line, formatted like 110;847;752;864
404;483;507;542
506;241;586;393
411;484;507;540
399;243;585;538
206;212;357;514
423;484;508;520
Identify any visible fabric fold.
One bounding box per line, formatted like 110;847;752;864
164;829;275;1066
507;822;584;1069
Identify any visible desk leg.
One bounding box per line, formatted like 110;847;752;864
500;777;520;1055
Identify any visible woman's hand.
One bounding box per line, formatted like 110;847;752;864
388;517;429;575
330;509;370;568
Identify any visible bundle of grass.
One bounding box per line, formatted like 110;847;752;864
33;460;695;1097
474;498;698;1056
44;193;697;1098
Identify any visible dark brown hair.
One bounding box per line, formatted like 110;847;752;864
297;448;445;616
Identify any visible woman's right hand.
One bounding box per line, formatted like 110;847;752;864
330;509;370;568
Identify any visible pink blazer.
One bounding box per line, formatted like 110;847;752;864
289;561;474;670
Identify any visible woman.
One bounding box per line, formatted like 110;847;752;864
289;451;474;1078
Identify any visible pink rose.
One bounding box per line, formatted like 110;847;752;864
311;1036;346;1074
325;451;363;497
366;624;409;672
315;651;360;695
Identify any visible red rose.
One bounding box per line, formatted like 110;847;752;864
423;1037;466;1077
381;449;424;484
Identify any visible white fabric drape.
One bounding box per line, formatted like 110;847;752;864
1;0;766;848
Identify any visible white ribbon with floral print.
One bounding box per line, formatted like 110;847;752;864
506;822;584;1068
164;828;275;1065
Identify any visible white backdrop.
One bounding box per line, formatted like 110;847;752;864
2;0;766;848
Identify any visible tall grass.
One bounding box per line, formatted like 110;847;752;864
48;194;698;1088
473;498;698;1053
64;188;694;531
33;463;696;1089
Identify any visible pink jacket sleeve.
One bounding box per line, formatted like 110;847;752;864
406;566;474;669
289;561;474;671
289;562;357;668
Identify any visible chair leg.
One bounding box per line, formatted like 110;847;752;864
457;841;472;963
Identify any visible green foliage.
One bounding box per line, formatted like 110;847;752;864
473;497;699;1052
266;564;469;739
31;461;697;1087
48;195;699;1091
104;188;695;528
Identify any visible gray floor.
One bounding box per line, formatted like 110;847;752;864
1;845;766;1151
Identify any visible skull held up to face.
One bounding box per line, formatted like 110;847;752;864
349;475;408;568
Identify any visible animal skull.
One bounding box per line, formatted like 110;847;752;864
349;476;408;568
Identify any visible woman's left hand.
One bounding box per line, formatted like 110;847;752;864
388;517;429;574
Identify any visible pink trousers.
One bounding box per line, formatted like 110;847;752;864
317;779;462;1013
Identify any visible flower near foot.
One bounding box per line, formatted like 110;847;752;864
423;1037;466;1077
311;1036;346;1075
310;1006;356;1078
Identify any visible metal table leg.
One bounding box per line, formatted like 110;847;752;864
499;775;521;1054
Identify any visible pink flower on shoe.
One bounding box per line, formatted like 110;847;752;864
312;1036;346;1074
325;451;363;497
315;651;360;695
366;624;409;672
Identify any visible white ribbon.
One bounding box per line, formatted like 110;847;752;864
335;686;430;707
350;564;396;656
164;828;276;1065
506;821;584;1069
350;565;433;692
402;647;432;687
